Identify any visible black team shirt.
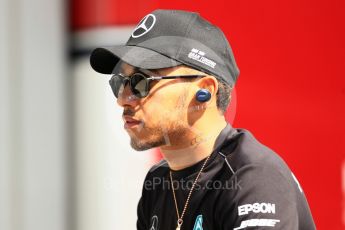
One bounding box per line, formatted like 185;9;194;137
137;123;316;230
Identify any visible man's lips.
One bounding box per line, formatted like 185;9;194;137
123;115;141;122
123;115;142;129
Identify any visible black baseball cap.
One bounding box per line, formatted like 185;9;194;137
90;9;240;85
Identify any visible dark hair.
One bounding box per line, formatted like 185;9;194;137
215;78;233;114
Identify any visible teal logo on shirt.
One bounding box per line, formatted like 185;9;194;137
193;215;203;230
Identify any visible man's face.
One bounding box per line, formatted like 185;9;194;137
116;62;204;151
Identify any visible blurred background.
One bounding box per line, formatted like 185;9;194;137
0;0;344;229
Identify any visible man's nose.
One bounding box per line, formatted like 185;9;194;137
116;82;138;107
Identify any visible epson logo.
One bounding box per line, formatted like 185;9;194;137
238;203;276;216
188;48;217;69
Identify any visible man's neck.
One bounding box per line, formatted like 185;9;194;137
159;118;227;170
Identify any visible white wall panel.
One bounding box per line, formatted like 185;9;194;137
73;54;153;230
0;0;69;229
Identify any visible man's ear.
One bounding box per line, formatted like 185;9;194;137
196;75;218;97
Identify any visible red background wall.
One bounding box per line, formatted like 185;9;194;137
71;0;345;229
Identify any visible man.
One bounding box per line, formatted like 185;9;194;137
90;9;316;230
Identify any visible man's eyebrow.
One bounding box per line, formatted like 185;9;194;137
133;67;142;73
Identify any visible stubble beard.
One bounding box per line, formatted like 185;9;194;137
129;89;191;151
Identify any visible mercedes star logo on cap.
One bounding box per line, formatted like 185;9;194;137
132;14;156;38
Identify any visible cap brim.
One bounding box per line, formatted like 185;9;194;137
90;46;181;74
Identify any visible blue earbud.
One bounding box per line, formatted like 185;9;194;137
196;89;211;102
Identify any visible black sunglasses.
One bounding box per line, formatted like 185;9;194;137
109;71;206;98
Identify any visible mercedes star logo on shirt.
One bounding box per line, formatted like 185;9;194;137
149;215;159;230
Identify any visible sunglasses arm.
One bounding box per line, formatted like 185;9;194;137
148;75;205;80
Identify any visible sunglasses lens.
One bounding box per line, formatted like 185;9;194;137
109;74;125;98
109;73;150;98
131;73;149;98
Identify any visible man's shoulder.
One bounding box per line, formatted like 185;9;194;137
220;127;293;178
216;128;316;229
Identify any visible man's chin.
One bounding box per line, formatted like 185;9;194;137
129;138;165;151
